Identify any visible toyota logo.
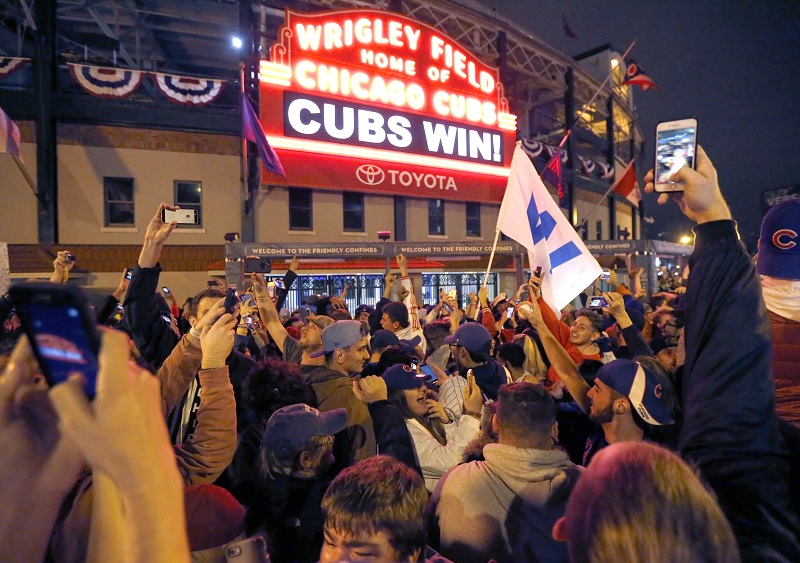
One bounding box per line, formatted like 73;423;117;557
356;164;385;186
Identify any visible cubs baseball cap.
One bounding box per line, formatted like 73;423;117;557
444;322;492;355
382;363;427;392
596;359;674;426
261;403;348;456
650;336;678;355
757;200;800;280
370;329;400;351
310;320;366;358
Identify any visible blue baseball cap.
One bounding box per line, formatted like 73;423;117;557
261;404;347;456
382;363;427;392
758;200;800;280
444;322;492;355
596;359;674;426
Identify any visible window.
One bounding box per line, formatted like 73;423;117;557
343;192;364;232
174;180;202;227
596;220;603;240
466;202;481;237
289;188;313;230
103;177;134;226
428;199;445;236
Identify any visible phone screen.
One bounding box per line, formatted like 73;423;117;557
656;125;696;185
17;301;99;398
162;286;170;294
506;306;515;319
125;269;133;280
420;364;438;381
588;296;607;309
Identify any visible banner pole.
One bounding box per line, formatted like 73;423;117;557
482;228;502;288
12;155;38;199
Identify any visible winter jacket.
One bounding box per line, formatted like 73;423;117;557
679;220;800;561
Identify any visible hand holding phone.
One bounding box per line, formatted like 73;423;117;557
10;283;101;398
587;296;608;310
223;288;240;315
655;118;697;192
161;208;199;224
506;306;515;319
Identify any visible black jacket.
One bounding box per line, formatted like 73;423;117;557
123;264;178;369
679;220;800;560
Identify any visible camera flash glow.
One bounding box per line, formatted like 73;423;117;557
231;36;243;49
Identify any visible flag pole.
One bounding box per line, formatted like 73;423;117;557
240;63;249;205
12;155;38;198
579;161;634;230
482;228;502;287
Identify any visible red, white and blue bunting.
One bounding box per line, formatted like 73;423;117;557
68;63;145;98
0;57;30;80
521;138;615;181
153;73;225;106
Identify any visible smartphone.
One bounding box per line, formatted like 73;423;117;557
534;266;542;277
207;280;220;288
162;286;170;294
267;282;276;299
161;208;199;224
654;118;697;192
447;289;457;301
65;253;76;263
124;268;133;280
587;296;608;310
243;314;253;327
223;288;240;315
600;269;611;281
420;363;438;382
506;306;515;319
9;283;101;399
442;301;453;314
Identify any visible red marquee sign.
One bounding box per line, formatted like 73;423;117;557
259;8;517;203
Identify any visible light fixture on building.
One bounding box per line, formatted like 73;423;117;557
224;232;240;242
377;231;391;241
679;235;692;244
611;58;619;68
231;36;243;49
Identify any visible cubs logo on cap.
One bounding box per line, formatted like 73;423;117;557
758;200;800;280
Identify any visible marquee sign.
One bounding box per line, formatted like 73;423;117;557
259;8;517;203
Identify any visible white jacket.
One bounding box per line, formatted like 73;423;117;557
405;415;480;492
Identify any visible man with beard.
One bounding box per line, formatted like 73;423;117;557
253;274;333;373
518;298;674;465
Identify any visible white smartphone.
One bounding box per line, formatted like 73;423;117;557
654;118;697;192
162;208;199;224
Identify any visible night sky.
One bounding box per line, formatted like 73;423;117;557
481;0;800;247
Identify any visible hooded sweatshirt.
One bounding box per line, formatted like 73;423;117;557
430;443;582;563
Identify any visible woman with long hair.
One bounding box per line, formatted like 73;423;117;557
381;363;483;492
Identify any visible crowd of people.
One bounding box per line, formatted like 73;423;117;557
1;146;799;562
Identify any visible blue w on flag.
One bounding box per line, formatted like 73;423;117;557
498;145;601;313
241;92;285;178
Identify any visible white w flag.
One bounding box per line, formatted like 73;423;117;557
498;145;602;313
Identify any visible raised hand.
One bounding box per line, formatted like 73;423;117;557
138;203;179;268
200;312;237;369
353;375;389;404
644;146;731;225
462;372;483;415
